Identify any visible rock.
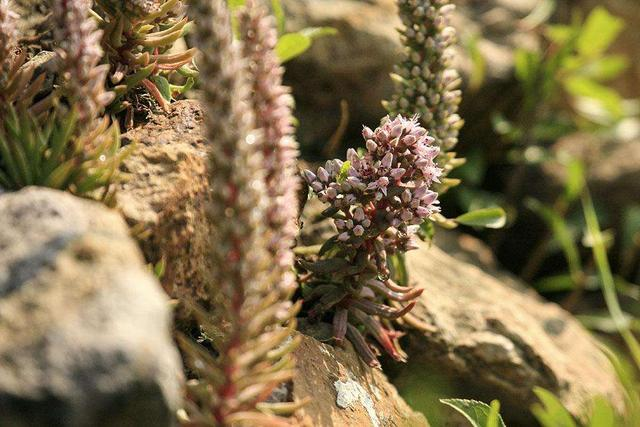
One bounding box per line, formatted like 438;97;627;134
396;241;624;425
292;332;429;427
0;187;183;427
117;100;212;304
281;0;538;148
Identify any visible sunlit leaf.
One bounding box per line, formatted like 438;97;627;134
455;208;506;229
564;76;624;118
275;33;311;63
577;6;624;59
531;387;577;427
440;399;506;427
563;158;585;202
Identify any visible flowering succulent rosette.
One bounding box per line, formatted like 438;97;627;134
301;115;442;366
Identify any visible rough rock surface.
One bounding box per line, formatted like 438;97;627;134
292;332;428;427
399;240;624;424
281;0;538;147
117;100;211;303
0;187;183;427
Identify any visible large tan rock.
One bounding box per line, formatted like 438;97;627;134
399;240;624;424
293;332;429;427
117;100;211;304
0;187;183;427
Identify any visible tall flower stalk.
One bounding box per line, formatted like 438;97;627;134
179;0;299;425
53;0;114;125
238;0;301;306
301;115;442;366
384;0;464;187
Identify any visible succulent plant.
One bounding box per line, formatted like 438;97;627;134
301;115;442;367
0;0;44;112
384;0;465;192
94;0;197;118
0;0;128;199
178;0;300;425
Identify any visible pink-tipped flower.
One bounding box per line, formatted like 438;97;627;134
239;0;301;297
301;115;442;364
53;0;113;124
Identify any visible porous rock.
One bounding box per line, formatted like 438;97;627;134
117;99;211;304
292;332;429;427
0;187;183;427
398;240;624;424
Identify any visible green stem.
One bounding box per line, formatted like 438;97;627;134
582;189;640;368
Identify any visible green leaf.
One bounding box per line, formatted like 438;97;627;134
526;198;583;280
531;387;577;427
271;0;285;34
577;7;624;59
276;33;311;63
388;252;409;286
621;205;640;253
545;24;576;44
514;49;541;88
564;76;624;118
299;26;338;40
563;158;585;202
487;400;502;427
151;75;172;101
535;274;576;293
227;0;245;10
455;208;506;229
464;35;487;92
440;399;506;427
337;160;351;183
588;397;616;427
581;55;629;81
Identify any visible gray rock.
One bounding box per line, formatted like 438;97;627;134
0;187;183;427
399;241;624;425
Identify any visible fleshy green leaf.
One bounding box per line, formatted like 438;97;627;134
151;75;172;101
440;399;506;427
455;208;506;229
564;76;624;118
299;26;338;40
276;33;311;63
271;0;285;34
531;387;577;427
587;397;616;427
577;7;624;59
563;158;585;202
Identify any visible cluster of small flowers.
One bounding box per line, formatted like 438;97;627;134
304;115;442;250
239;0;300;294
52;0;113;124
384;0;463;175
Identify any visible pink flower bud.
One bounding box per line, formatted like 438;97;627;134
353;207;365;222
317;167;330;182
381;152;393;169
390;168;406;180
303;170;317;183
362;126;374;139
353;225;364;236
